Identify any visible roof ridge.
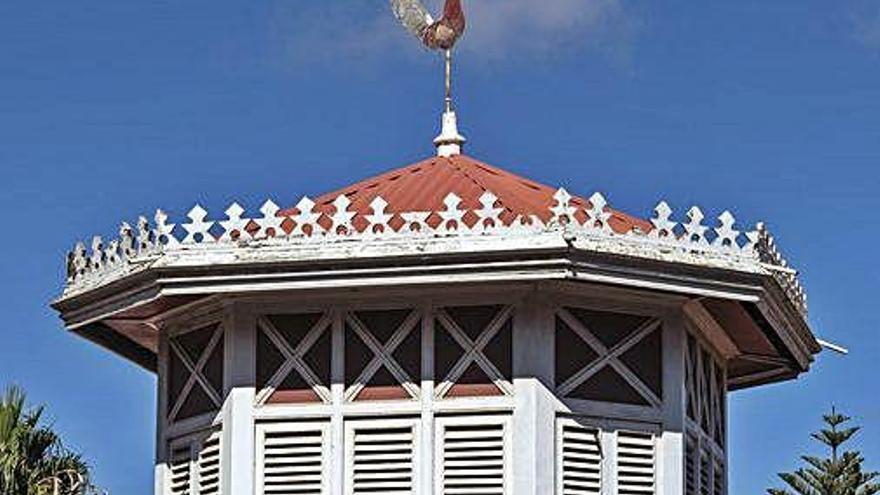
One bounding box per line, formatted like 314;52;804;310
447;156;518;217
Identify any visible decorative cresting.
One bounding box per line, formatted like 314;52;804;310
63;189;807;316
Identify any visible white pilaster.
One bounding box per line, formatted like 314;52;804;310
420;306;435;495
511;295;556;495
330;311;345;495
659;312;687;495
221;303;256;495
154;332;169;495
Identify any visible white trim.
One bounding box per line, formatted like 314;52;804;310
222;303;256;495
420;306;435;495
330;311;345;495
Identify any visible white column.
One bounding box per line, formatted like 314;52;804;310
420;306;435;495
154;332;169;495
511;295;556;495
659;312;687;495
330;311;345;495
221;303;257;495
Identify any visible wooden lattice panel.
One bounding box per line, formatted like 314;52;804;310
434;305;513;399
685;334;727;495
256;314;332;405
555;307;662;408
167;324;224;422
345;309;422;402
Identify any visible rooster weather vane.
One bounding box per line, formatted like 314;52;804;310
391;0;468;156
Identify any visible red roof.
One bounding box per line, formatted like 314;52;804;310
280;155;649;235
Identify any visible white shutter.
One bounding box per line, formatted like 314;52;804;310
699;449;711;495
345;418;419;495
197;431;221;495
557;419;603;495
712;457;725;495
685;433;698;495
167;429;221;495
169;444;193;495
616;430;656;495
436;416;510;495
256;422;330;495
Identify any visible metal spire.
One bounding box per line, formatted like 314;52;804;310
434;49;466;157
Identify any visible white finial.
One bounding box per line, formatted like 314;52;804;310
434;50;466;157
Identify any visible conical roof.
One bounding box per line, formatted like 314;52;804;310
282;154;650;235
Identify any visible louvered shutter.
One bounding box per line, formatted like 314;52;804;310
256;422;330;495
699;449;711;495
616;430;656;495
197;431;221;495
712;458;725;495
437;416;510;495
167;429;221;495
557;419;602;495
346;418;419;495
685;433;698;495
169;444;193;495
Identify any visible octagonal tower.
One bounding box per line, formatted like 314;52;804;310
54;142;817;495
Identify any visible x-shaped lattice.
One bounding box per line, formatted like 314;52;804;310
556;309;662;408
168;326;224;421
256;315;333;405
434;306;515;398
345;310;422;401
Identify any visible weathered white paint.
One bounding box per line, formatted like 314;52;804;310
147;287;738;495
221;304;256;495
61;186;806;320
659;313;687;495
420;306;435;495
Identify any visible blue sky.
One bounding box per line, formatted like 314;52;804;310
1;0;879;493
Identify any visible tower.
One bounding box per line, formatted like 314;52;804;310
52;11;818;489
53;131;817;495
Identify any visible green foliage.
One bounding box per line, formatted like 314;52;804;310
769;408;880;495
0;386;97;495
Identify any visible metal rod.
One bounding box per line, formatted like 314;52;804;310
817;338;849;355
444;49;453;113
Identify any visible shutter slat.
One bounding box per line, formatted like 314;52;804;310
560;423;602;495
169;445;192;495
259;424;327;495
168;429;221;495
350;424;415;495
617;431;655;495
441;419;509;495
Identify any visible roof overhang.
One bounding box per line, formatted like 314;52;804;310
52;229;819;386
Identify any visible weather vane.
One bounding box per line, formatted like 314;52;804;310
391;0;467;156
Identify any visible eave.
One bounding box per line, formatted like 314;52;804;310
52;241;819;387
